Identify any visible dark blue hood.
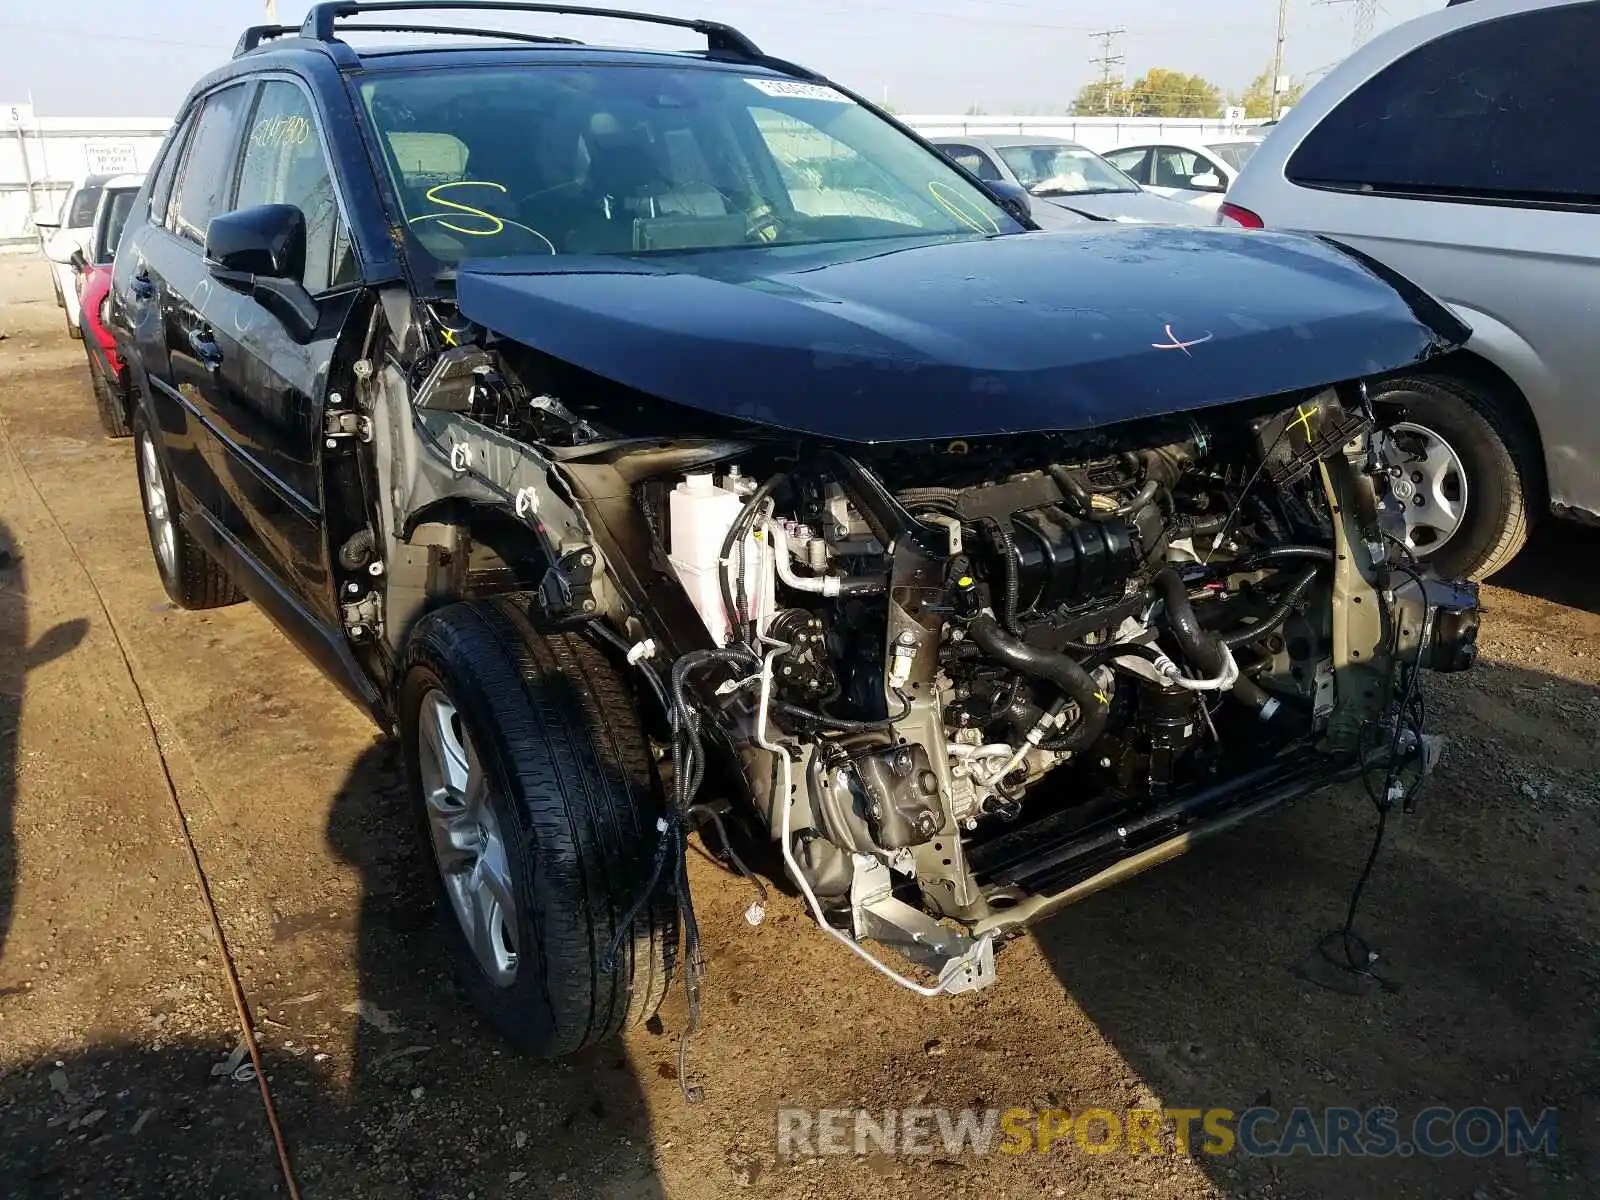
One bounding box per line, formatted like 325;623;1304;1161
455;226;1467;443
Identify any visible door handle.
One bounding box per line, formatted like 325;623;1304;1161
132;268;155;301
188;326;223;366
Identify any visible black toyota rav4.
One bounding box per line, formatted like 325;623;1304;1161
112;1;1484;1061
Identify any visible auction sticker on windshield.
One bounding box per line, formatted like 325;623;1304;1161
744;78;851;103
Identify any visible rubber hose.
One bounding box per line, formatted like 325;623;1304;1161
1222;564;1321;651
1151;568;1277;717
1048;465;1094;514
1241;545;1335;566
970;614;1108;754
1110;478;1161;517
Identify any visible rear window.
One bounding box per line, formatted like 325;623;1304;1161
1287;3;1600;205
357;64;1020;271
67;186;103;228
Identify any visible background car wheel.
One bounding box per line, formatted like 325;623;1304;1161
1370;374;1539;580
130;412;243;609
401;599;676;1058
85;346;131;439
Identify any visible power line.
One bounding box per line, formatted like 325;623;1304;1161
1317;0;1381;48
1087;27;1127;116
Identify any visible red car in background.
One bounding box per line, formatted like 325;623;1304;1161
62;174;144;437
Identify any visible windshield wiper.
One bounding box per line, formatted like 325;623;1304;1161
1032;186;1133;198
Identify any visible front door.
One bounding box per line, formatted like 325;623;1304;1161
200;77;362;623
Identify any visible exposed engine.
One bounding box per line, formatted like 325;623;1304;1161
621;387;1480;990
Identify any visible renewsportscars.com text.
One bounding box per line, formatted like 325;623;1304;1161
776;1105;1559;1159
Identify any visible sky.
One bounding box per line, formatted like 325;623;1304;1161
0;0;1444;117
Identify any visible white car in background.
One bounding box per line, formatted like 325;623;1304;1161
32;173;115;339
1104;138;1262;211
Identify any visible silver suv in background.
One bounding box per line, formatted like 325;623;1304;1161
1221;0;1598;580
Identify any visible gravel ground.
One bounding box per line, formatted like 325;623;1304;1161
0;255;1594;1199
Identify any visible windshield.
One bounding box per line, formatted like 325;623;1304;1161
995;144;1139;196
357;65;1020;270
1207;141;1259;171
94;189;139;264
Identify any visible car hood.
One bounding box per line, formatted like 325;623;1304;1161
1042;189;1211;227
455;226;1467;443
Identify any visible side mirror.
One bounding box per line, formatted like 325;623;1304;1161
205;204;318;343
69;247;88;273
987;179;1033;224
43;230;79;266
1190;171;1224;191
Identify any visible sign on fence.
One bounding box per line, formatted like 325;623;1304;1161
85;143;139;175
3;102;33;128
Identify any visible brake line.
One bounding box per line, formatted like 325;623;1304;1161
0;417;301;1199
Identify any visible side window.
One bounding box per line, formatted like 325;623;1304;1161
234;80;358;293
1287;4;1600;203
1152;147;1207;189
147;117;193;227
941;144;1003;182
169;83;252;245
1105;148;1150;183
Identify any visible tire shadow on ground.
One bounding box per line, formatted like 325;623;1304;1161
307;739;669;1197
1492;520;1600;614
1031;660;1599;1200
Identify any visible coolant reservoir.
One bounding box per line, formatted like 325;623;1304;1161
668;473;770;646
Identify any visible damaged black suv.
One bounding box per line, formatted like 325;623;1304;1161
112;0;1484;1060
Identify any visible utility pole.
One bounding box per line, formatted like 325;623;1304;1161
265;0;279;23
1269;0;1289;118
1088;27;1126;116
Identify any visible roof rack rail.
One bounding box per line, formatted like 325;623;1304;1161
300;1;765;60
234;24;297;57
336;22;584;46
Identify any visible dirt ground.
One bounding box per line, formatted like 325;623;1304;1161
0;254;1594;1200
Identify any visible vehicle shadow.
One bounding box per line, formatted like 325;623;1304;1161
1492;519;1600;613
1030;660;1599;1198
0;520;88;967
310;738;668;1196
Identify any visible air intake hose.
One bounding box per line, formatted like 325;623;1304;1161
970;614;1109;753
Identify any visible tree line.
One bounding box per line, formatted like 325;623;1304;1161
1071;68;1305;119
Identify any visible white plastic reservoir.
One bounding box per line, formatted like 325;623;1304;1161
668;473;771;646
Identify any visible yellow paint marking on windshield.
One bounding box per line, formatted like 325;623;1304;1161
407;180;557;252
927;180;1002;236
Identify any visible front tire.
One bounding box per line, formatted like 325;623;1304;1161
401;599;676;1058
1370;374;1538;580
131;412;243;609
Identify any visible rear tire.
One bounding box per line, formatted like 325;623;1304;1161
86;345;131;439
131;411;243;609
1370;374;1538;580
401;599;676;1058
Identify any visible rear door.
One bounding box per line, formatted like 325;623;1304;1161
1264;0;1600;517
132;82;256;516
199;76;361;621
